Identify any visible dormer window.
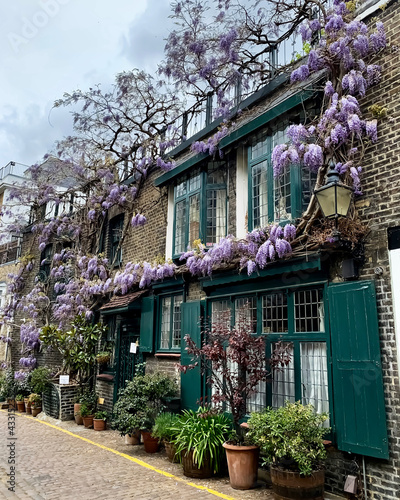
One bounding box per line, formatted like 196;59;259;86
173;162;227;257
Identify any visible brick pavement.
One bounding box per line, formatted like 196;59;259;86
0;410;274;500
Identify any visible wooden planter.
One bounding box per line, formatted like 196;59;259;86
16;401;26;412
93;418;106;431
82;415;94;428
182;449;213;479
270;466;325;500
141;431;160;453
223;442;260;490
164;441;179;463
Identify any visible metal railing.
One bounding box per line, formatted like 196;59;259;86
0;162;29;181
164;32;305;153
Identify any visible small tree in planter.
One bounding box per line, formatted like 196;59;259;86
181;308;291;489
247;401;329;499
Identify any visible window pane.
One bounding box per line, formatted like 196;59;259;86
176;179;186;198
300;342;330;425
160;297;172;349
211;300;231;328
274;168;291;221
247;370;267;413
294;289;325;332
235;296;257;333
251;131;268;160
252;160;268;228
174;199;186;254
272;342;295;408
208;163;225;184
262;293;288;333
302;167;317;213
189;194;200;246
189;172;201;192
172;295;183;348
206;189;226;246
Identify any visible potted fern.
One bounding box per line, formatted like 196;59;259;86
172;407;232;479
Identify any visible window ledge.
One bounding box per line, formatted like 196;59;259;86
155;352;181;358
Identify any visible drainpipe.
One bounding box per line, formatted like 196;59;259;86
362;455;368;499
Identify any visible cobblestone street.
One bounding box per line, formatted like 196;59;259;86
0;410;274;500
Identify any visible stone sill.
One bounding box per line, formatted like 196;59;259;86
154;353;181;358
97;374;114;382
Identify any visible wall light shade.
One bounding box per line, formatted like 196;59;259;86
314;164;353;219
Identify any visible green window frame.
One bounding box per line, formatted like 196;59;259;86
207;285;332;427
173;162;228;257
248;122;317;229
158;293;184;352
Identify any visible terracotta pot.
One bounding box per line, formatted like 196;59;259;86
74;403;83;425
124;431;141;445
32;407;42;417
182;449;213;479
141;431;160;453
164;441;179;463
93;418;106;431
16;401;26;412
24;398;31;414
270;466;325;500
223;442;260;490
82;415;94;428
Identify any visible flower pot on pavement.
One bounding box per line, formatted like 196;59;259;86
270;466;325;500
141;431;160;453
182;449;213;479
74;403;83;425
93;418;106;431
24;398;32;414
82;415;94;428
164;441;179;463
223;442;260;490
32;407;42;417
16;401;26;412
124;432;141;445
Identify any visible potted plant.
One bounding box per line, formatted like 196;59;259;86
181;308;291;489
171;407;232;479
111;369;177;451
247;401;329;500
152;412;180;462
80;402;95;428
110;409;141;444
3;367;16;409
96;351;111;366
29;393;42;417
93;410;108;431
15;394;25;412
75;389;97;425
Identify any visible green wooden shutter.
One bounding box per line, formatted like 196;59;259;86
181;301;203;411
139;297;155;353
328;280;389;459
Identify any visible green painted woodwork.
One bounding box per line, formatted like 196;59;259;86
180;301;203;411
328;280;389;460
154;89;315;188
139;296;155;353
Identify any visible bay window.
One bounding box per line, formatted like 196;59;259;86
173;162;227;257
248;121;317;229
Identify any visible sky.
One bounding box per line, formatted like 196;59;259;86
0;0;174;168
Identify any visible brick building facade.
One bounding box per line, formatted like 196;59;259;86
6;1;400;498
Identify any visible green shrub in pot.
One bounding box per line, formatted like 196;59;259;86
247;401;329;476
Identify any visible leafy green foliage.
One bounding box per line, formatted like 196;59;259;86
1;368;16;399
28;393;42;405
171;407;232;473
79;389;98;413
80;402;94;417
151;412;180;442
15;394;24;402
30;366;52;394
247;401;329;476
40;315;106;384
94;410;108;421
111;371;177;435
